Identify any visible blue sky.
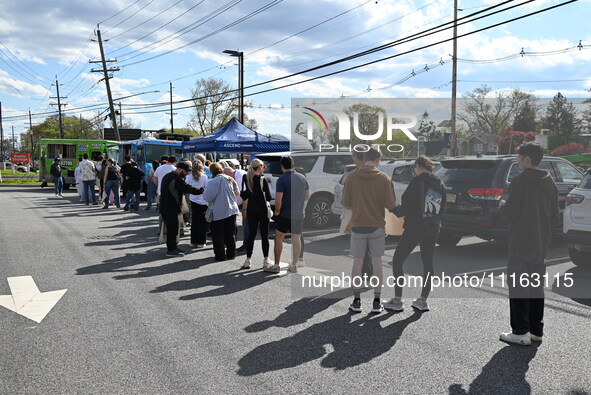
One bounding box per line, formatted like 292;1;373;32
1;0;590;144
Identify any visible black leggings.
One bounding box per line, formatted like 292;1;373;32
392;228;438;299
246;212;270;257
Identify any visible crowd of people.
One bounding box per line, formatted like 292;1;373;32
52;143;557;345
60;152;310;273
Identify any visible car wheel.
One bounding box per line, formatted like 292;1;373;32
306;196;332;229
569;247;591;267
436;233;462;247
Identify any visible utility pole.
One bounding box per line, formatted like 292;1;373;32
90;28;120;141
28;110;35;156
50;78;67;139
169;82;174;133
11;124;16;152
118;102;122;128
450;0;459;157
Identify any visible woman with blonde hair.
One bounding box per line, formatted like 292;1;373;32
241;158;272;270
186;160;209;247
203;162;240;261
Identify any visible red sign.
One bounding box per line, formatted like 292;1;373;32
10;153;30;164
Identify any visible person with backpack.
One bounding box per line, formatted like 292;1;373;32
240;159;273;270
384;156;446;312
102;159;121;209
123;162;145;211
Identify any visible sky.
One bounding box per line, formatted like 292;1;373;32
1;0;590;145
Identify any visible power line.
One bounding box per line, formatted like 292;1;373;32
120;1;583;115
118;0;284;67
102;0;157;35
107;0;184;40
99;0;142;25
111;0;237;59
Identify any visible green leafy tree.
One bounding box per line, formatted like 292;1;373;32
512;101;539;132
541;92;581;144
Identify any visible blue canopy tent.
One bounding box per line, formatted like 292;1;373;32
182;117;290;156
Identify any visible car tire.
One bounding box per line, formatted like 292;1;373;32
436;233;462;247
569;247;591;267
306;195;333;229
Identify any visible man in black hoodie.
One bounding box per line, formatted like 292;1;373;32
160;162;204;257
500;143;559;346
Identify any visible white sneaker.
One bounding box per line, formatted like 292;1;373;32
500;331;531;346
530;334;543;342
241;258;251;269
287;264;297;273
264;264;281;273
262;260;274;271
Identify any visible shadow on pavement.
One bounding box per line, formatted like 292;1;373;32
551;265;591;306
448;344;539;395
244;289;353;332
237;309;422;375
76;248;212;278
150;267;287;299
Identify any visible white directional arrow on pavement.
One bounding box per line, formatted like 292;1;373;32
0;276;67;323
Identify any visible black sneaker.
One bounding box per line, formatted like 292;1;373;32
371;299;384;314
166;250;185;257
348;298;362;313
175;248;186;254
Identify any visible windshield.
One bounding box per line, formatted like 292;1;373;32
145;144;181;162
435;160;499;187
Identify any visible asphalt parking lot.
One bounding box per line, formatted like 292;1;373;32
0;185;590;394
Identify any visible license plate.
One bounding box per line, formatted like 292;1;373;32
446;192;456;203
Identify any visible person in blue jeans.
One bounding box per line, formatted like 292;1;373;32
145;160;159;210
50;158;63;197
124;162;144;211
102;159;121;209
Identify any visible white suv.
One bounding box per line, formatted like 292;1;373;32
255;152;354;228
563;169;591;267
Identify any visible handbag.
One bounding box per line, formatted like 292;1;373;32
260;177;273;219
181;196;190;214
205;175;226;223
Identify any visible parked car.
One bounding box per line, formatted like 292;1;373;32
2;162;28;172
255;152;354;228
434;155;585;246
563;169;591;267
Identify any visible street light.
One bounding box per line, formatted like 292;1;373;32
223;49;244;124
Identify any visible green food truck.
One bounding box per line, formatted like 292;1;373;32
38;139;119;189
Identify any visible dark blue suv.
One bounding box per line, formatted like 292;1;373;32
434;155;585;246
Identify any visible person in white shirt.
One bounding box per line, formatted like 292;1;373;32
186;160;209;247
74;157;84;202
79;153;98;205
154;155;178;196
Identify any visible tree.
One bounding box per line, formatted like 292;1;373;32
495;127;536;154
416;110;441;140
512;100;539;132
541;92;581;144
188;77;238;136
460;85;538;135
243;113;258;131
